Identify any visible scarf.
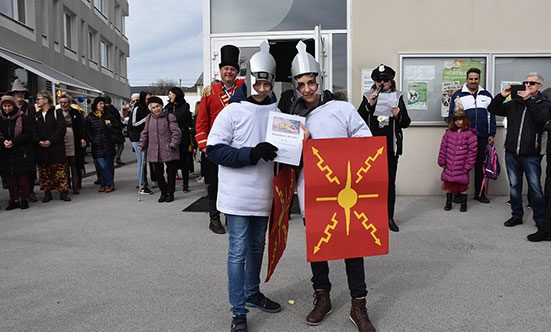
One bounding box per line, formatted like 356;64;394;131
93;110;104;118
1;111;23;138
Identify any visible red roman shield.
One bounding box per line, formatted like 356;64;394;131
265;166;295;282
303;137;389;262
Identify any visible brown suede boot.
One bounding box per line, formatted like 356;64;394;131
306;290;332;326
349;298;375;332
60;192;71;202
42;190;52;203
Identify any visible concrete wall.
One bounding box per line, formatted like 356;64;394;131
351;0;551;195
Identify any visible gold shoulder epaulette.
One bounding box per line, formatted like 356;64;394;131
203;85;212;97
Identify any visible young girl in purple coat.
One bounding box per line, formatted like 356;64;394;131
438;103;478;212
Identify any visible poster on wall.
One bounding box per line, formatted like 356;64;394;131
441;81;461;117
404;65;435;81
441;59;484;117
361;69;374;96
407;81;428;110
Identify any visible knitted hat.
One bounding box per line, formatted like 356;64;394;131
1;95;17;108
218;45;240;71
146;96;163;107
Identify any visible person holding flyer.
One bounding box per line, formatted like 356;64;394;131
206;41;281;332
290;41;376;332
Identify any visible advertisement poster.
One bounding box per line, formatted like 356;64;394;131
361;69;374;96
407;81;428;110
441;81;461;117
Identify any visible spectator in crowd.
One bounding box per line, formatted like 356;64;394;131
32;91;70;202
128;91;153;195
59;94;86;195
488;72;549;242
358;64;411;232
84;96;118;193
0;95;35;210
138;96;181;203
165;87;193;192
448;68;495;204
438;103;478;212
206;42;281;332
7;79;37;202
104;95;126;166
290;41;375;332
196;44;244;234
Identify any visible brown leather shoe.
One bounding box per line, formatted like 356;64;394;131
98;186;106;192
105;185;115;193
306;290;332;326
349;298;375;332
42;190;52;203
60;192;71;202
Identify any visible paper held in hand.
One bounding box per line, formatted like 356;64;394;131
265;111;306;166
374;92;398;117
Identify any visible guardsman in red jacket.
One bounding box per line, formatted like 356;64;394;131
196;44;244;234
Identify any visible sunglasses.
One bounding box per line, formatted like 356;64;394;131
523;81;540;86
376;78;390;83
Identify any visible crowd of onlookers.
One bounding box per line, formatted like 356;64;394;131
0;79;198;211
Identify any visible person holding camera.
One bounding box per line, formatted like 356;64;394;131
488;72;550;242
448;68;495;204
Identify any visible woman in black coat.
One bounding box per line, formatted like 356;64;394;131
166;87;193;191
0;95;35;209
59;94;86;194
358;64;411;232
32;91;70;202
84;96;118;192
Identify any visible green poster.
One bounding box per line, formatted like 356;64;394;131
407;81;428;110
442;60;485;86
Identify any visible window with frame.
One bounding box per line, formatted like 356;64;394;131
399;54;489;124
94;0;102;12
0;0;26;24
64;13;73;49
101;40;109;68
88;30;96;61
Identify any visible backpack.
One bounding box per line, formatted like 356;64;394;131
479;144;501;197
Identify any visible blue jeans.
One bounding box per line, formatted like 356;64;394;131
505;152;545;222
96;157;114;186
132;141;146;186
226;214;269;316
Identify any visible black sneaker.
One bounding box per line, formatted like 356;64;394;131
527;230;551;242
245;292;281;313
5;200;20;210
231;315;247;332
140;186;153;195
504;217;523;227
474;195;490;203
20;200;29;209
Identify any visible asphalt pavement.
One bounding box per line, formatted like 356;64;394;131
1;144;551;332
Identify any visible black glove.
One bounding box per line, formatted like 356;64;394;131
250;142;278;164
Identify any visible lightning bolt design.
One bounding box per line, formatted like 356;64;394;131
354;211;381;246
313;213;339;254
312;147;341;185
355;147;385;184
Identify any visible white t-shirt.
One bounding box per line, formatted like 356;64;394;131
297;100;372;215
207;101;280;216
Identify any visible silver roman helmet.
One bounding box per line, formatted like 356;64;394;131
291;41;323;97
245;40;276;98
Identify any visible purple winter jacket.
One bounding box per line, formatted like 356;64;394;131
138;110;181;163
438;128;478;185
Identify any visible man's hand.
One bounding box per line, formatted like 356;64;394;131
4;140;13;149
104;120;112;126
488;136;494;146
501;86;511;98
518;90;531;100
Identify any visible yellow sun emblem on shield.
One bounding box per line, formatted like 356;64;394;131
312;146;385;254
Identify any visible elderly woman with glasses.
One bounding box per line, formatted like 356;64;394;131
357;64;411;232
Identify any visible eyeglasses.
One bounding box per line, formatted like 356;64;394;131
523;81;540;86
376;78;390;83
